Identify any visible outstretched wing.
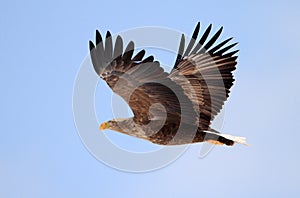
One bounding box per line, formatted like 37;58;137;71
169;22;238;130
89;30;197;126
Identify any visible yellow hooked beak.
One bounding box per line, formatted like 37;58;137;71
100;122;109;130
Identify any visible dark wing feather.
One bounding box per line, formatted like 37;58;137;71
132;49;145;61
104;31;113;62
170;23;238;130
190;24;212;55
89;31;197;126
183;22;200;57
173;34;185;69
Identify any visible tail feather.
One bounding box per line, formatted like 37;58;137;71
204;130;249;146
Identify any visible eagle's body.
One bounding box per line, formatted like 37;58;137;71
90;22;247;146
107;118;234;145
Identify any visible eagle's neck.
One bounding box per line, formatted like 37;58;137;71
111;118;149;140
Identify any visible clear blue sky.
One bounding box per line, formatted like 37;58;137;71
1;0;300;197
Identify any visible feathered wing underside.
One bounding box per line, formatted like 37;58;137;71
89;31;197;126
169;22;238;130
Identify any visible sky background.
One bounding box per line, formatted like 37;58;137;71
1;0;300;197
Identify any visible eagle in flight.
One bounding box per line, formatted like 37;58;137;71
89;22;247;146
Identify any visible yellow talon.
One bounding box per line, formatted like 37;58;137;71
206;140;224;145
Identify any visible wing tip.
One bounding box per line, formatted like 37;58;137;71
116;35;122;41
89;40;95;51
192;22;201;39
106;30;111;38
96;30;102;44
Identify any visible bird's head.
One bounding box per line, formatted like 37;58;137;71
99;118;148;140
99;118;132;133
100;120;117;131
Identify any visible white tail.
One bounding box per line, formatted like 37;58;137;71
205;131;249;146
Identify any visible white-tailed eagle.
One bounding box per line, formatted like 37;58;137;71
89;22;247;146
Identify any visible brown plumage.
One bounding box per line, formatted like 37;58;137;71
89;22;247;146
